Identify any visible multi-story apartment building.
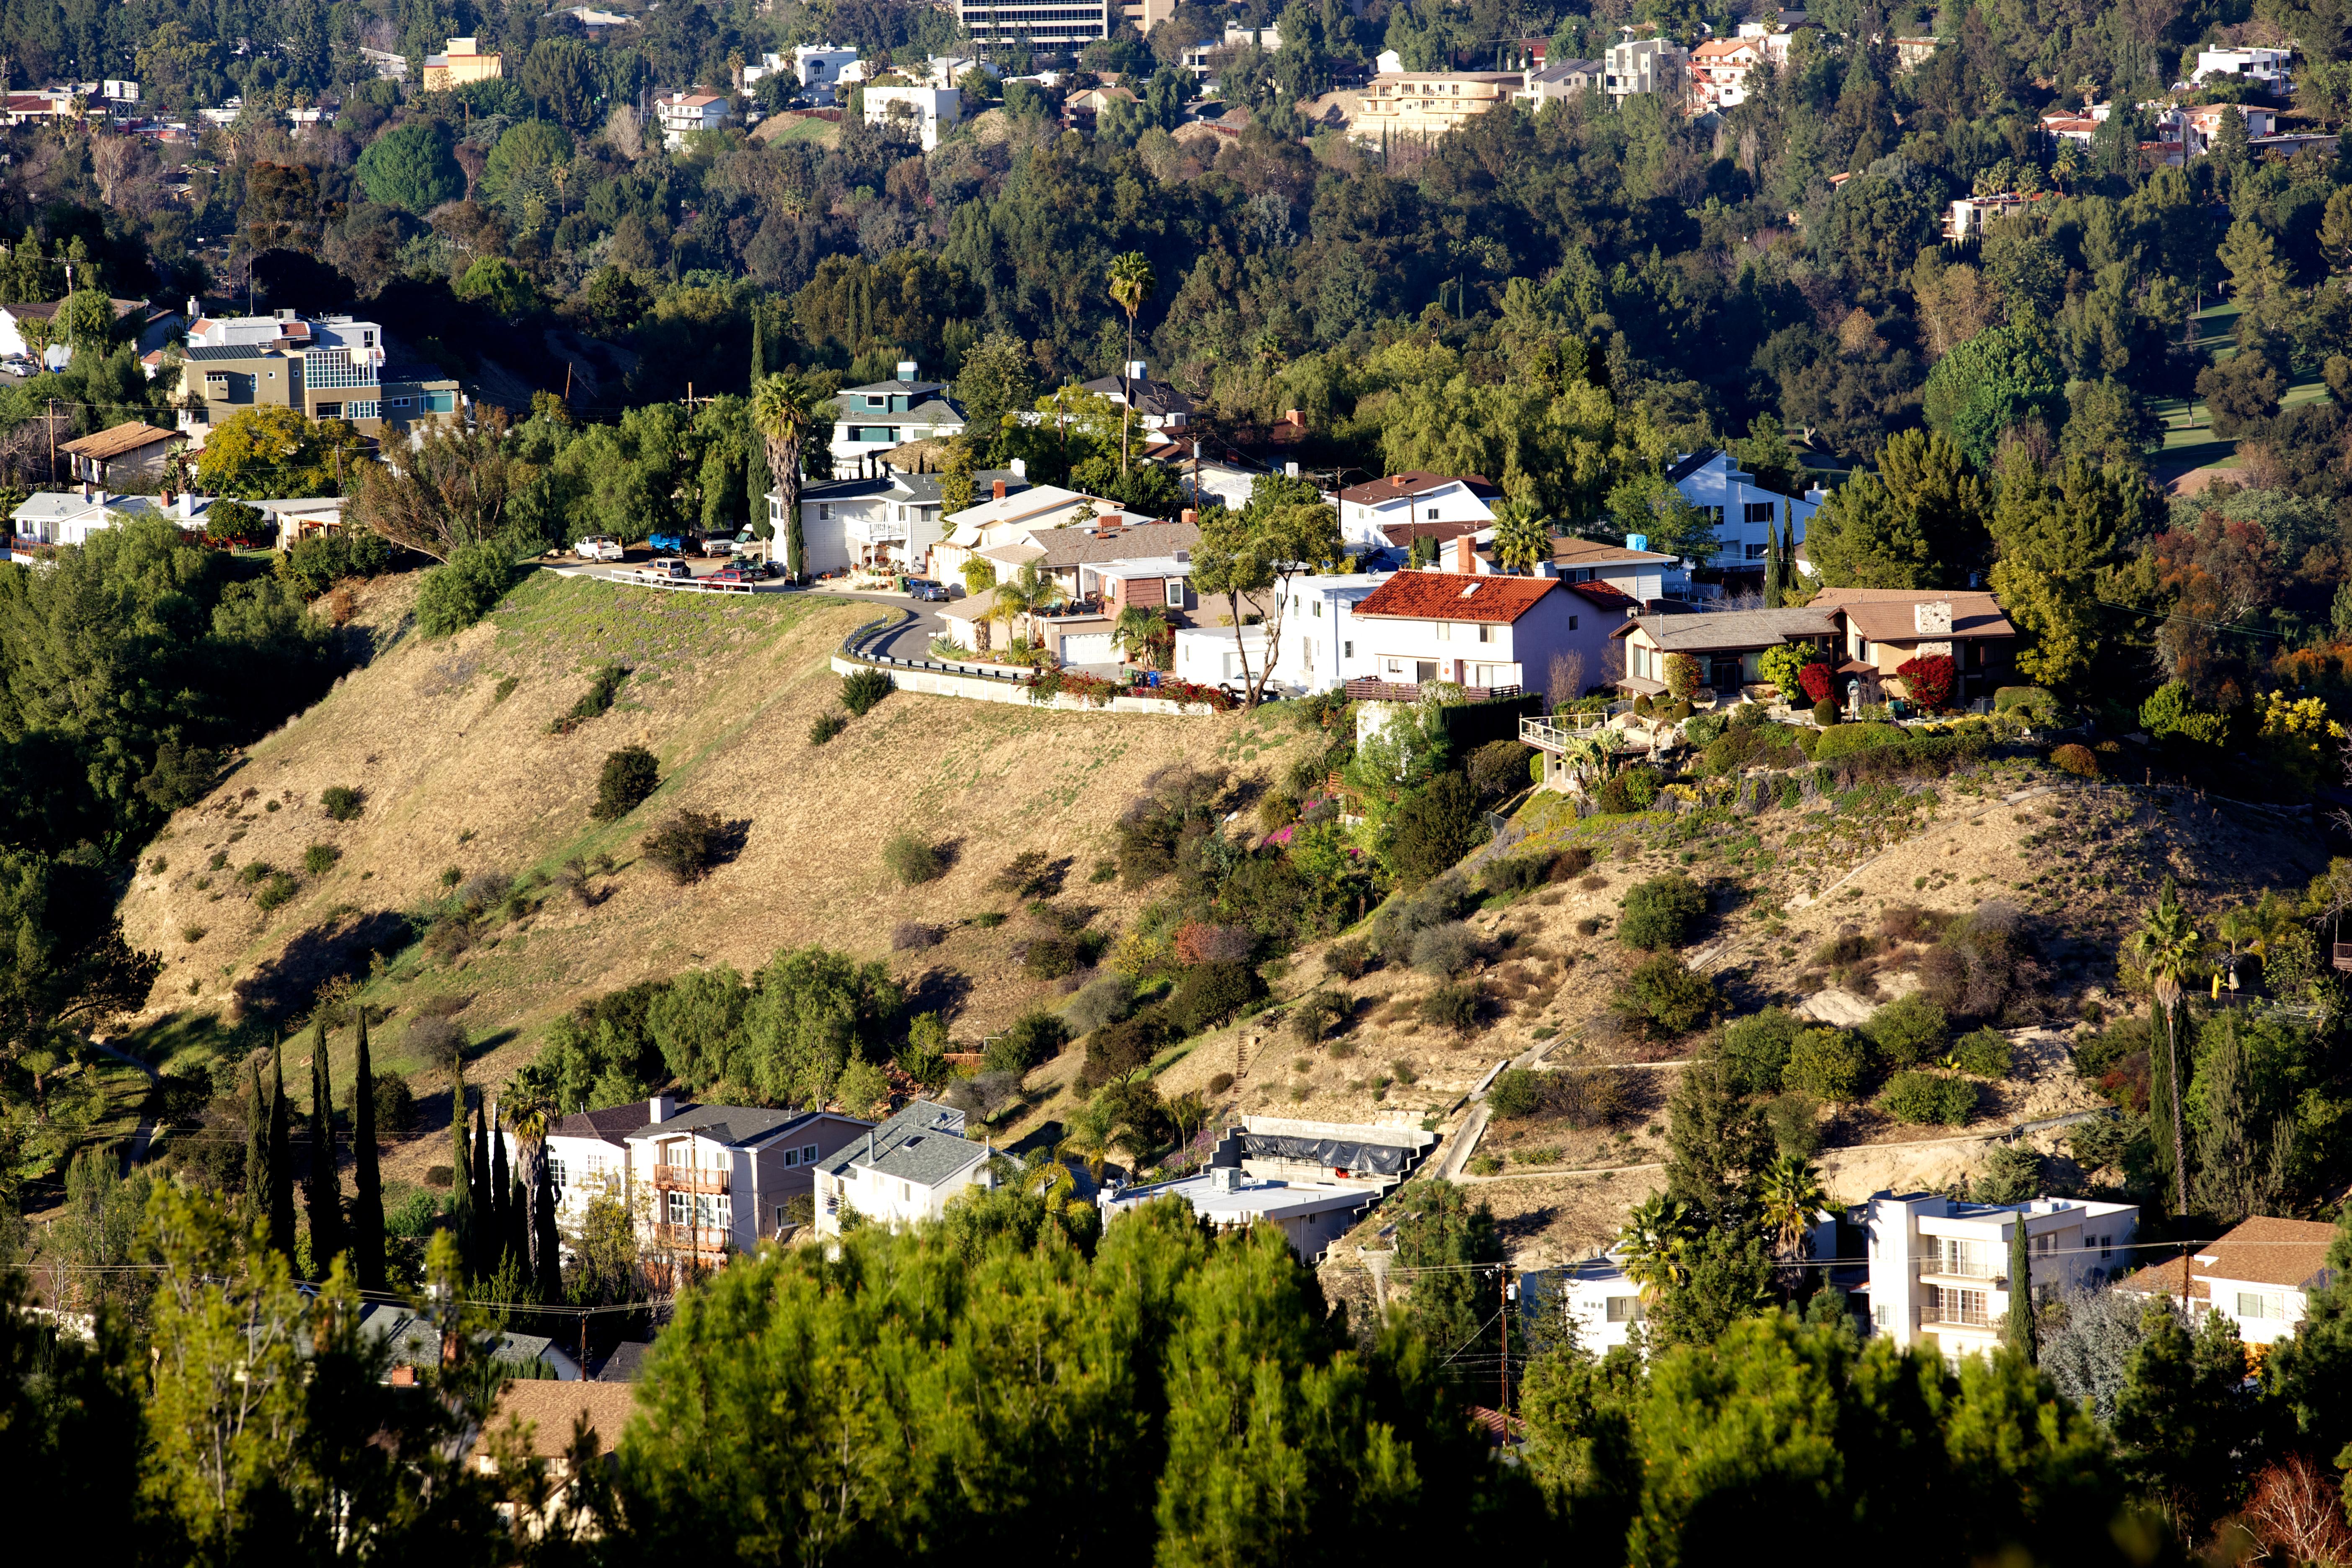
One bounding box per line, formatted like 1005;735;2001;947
175;309;461;441
1604;36;1687;104
1353;72;1523;141
422;37;502;92
958;0;1111;51
655;91;731;147
544;1095;875;1270
1863;1191;2139;1360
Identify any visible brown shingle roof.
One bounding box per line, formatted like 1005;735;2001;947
471;1380;640;1461
1026;520;1200;570
1551;536;1676;568
59;421;176;462
1338;471;1501;505
1810;587;2017;641
1618;607;1836;651
2116;1217;2340;1300
1351;570;1558;624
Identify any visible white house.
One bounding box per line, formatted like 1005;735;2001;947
930;480;1153;586
1533;1217;1837;1355
1659;448;1823;575
773;465;1019;576
654;91;731;147
1261;571;1390;692
2116;1216;2339;1347
1345;544;1591;696
1098;1117;1433;1263
2192;45;2291;93
863;83;959;150
1548;535;1689;603
1863;1191;2140;1361
544;1095;874;1267
11;487;215;554
918;54;998;90
794;44;861;98
827;362;965;468
813;1099;996;1236
1173;623;1274;686
1333;471;1501;551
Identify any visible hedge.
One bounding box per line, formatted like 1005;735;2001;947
1811;722;1908;760
1877;1070;1979;1126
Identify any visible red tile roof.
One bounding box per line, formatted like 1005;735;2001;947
1351;570;1558;624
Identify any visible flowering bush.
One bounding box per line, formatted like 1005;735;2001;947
1797;661;1836;704
1173;922;1257;965
1147;677;1237;712
1895;653;1956;709
2258;690;2348;791
1027;669;1120;707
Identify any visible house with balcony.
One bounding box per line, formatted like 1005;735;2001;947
827;362;966;469
1661;449;1824;577
1344;543;1590;700
775;463;1021;576
1603;34;1687;104
1098;1117;1435;1262
1334;470;1501;551
1351;71;1524;143
1687;37;1765;111
2192;45;2292;93
423;37;503;91
929;479;1154;586
544;1095;875;1270
1549;535;1689;603
175;309;457;441
1862;1191;2139;1360
2115;1216;2339;1346
813;1099;996;1235
655;91;731;147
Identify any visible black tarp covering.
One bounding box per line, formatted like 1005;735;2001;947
1243;1132;1416;1177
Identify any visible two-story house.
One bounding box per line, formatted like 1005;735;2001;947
812;1099;996;1235
1549;535;1689;603
1864;1191;2139;1361
1530;1215;1839;1354
1687;37;1766;111
175;309;458;441
422;36;502;91
2117;1216;2339;1347
1811;587;2018;706
1661;449;1824;577
979;516;1200;603
828;362;966;468
1333;471;1501;551
776;464;1022;576
655;91;731;147
1077;366;1194;431
1345;540;1589;699
544;1095;874;1269
929;478;1153;585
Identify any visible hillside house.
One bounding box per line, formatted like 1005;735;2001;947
827;362;966;467
1604;35;1687;103
1864;1191;2139;1361
655;91;730;146
2191;45;2291;93
1549;535;1689;602
1345;540;1591;698
11;487;217;554
1334;470;1501;550
422;37;502;90
929;480;1153;585
1098;1117;1434;1262
1687;37;1765;110
1614;605;1838;697
59;421;179;488
976;516;1201;602
1352;72;1523;141
864;83;959;149
777;464;1018;575
813;1100;996;1235
544;1096;874;1269
175;309;458;441
1173;622;1275;686
1078;366;1194;431
1530;1213;1837;1354
1518;57;1605;102
468;1380;638;1538
2115;1216;2339;1346
1660;449;1823;575
1811;587;2017;705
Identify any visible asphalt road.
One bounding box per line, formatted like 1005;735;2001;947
544;557;950;658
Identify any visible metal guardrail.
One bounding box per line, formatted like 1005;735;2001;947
838;610;1031;684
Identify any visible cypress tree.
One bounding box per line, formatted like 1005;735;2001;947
268;1040;297;1261
2007;1215;2036;1364
1764;515;1784;608
749;301;766;388
472;1101;495;1274
509;1170;530;1284
350;1006;385;1292
450;1057;474;1277
490;1102;512;1270
242;1056;269;1234
1779;503;1800;601
534;1150;562;1304
304;1016;346;1271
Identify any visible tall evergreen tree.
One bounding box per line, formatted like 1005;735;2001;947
268;1041;297;1261
472;1102;494;1275
450;1057;474;1276
242;1056;269;1235
350;1006;385;1292
2006;1216;2035;1364
1764;510;1784;608
304;1017;346;1270
533;1151;562;1304
508;1171;530;1284
490;1103;512;1271
748;300;766;388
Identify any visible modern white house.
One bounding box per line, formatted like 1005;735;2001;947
544;1095;875;1268
1333;471;1501;551
2116;1216;2339;1347
1097;1117;1434;1262
1862;1191;2140;1361
1659;449;1823;575
794;44;861;98
827;362;966;468
1173;623;1274;686
1533;1216;1838;1355
1603;34;1687;103
2191;45;2291;93
654;91;731;147
813;1100;997;1235
863;83;959;149
1344;544;1596;696
1260;572;1390;691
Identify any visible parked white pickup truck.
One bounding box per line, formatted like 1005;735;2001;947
574;535;625;561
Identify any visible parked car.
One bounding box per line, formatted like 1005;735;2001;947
710;563;762;583
647;528;704;557
905;578;949;603
647;560;691;580
701;534;739;557
574;535;624;561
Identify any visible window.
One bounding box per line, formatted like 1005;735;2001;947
1873;1304;1889;1328
803;1144;819;1163
547;1156;567;1189
1476;624;1495;643
1568;615;1580;631
1426;507;1439;520
1434;622;1450;642
818;503;833;521
2238;1292;2282;1319
865;394;885;408
1745;502;1777;524
665;1142;689;1166
1342;640;1353;658
1164;579;1184;608
666;1191;691;1225
783;1149;798;1168
1745;542;1769;560
1605;1295;1645;1323
1935;1287;1991;1326
1312;599;1323;618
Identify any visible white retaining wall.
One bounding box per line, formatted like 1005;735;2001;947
828;655;1216;716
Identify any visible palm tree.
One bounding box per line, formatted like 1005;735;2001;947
993;561;1063;650
752;372;829;579
1757;1153;1828;1262
1114;605;1171;670
2130;878;2204;1235
1491;500;1553;575
1107;251;1157;475
1616;1193;1693;1305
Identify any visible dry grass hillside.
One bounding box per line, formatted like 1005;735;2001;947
114;567;1310;1189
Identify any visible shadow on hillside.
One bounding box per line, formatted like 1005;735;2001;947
904;966;973;1022
231;909;414;1031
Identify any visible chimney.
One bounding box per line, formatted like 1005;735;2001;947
178;492;195;521
647;1093;674;1124
1453;534;1475;574
1010;457;1026;479
895;359;917;380
1914;600;1953;636
991;479;1007;501
1283;407;1305;429
1180;508;1197;526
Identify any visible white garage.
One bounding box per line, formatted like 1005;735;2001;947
1057;632;1117;665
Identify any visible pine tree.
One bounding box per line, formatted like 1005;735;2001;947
242;1056;269;1235
268;1041;297;1261
304;1017;346;1270
350;1006;385;1291
450;1057;474;1278
533;1151;562;1305
2006;1216;2035;1364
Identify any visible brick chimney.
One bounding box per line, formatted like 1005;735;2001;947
991;479;1007;501
1180;508;1197;526
1452;534;1475;574
1283;407;1305;428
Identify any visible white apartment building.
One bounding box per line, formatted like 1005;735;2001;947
654;91;730;147
1661;448;1823;574
813;1100;996;1235
1333;471;1501;550
1535;1216;1839;1354
544;1095;874;1267
1864;1191;2140;1361
1099;1117;1434;1263
2117;1217;2339;1347
863;83;959;150
959;0;1112;50
1604;36;1687;104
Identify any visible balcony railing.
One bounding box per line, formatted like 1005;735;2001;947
653;1222;731;1251
1344;678;1523;704
1918;1252;2001;1280
1924;1302;1994;1329
653;1167;729;1194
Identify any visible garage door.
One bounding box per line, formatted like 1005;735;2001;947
1060;632;1117;664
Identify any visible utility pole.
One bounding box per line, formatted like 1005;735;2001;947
1498;1263;1510;1423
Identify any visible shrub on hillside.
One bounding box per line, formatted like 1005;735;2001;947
1611;954;1724;1038
841;667;895;716
1390;772;1482;887
1765;1091;1821;1158
1781;1027;1867;1101
1467;740;1535;802
891;921;943;952
302;843;341;876
985;1009;1069;1075
1663;652;1700;700
1684;712;1727;748
591;745;660;820
1410;921;1488;977
1174;922;1256;965
809;712;848;745
1878;1070;1979;1126
1995;686;2057;722
1066;972;1133;1034
1287;989;1351;1044
1488;1068;1543;1118
1483;854;1551;897
320;785;365;821
1367;872;1473;963
1420;981;1484;1034
1166;961;1259;1035
373;1071;415;1133
1813;698;1840;726
1952;1026;2014;1078
1081;1014;1164;1086
883;833;946;886
254;872;299;913
1720;1006;1806;1096
415;542;513;638
278;529;392;597
2050;743;2098;778
405;1014;467;1071
551;663;630;734
1619;873;1705;950
642;810;728;883
1813;723;1908;761
1323;939;1377;980
1862;993;1949;1068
